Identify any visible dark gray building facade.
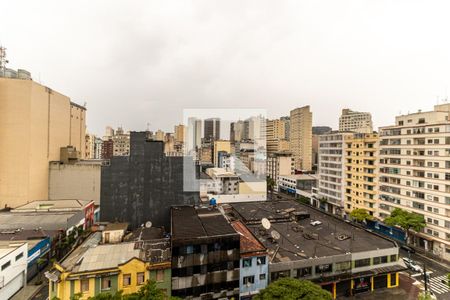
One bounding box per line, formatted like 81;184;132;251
100;132;199;229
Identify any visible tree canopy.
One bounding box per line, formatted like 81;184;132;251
384;208;426;240
254;277;332;300
349;208;373;222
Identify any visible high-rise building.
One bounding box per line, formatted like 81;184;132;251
290;106;313;171
112;127;130;156
312;127;332;171
230;120;245;142
213;140;231;167
0;73;86;208
378;104;450;260
339;109;373;133
186;117;202;154
174;124;185;144
204;118;220;141
316;132;353;215
266;118;289;153
101;139;114;159
154;129;165;141
343;133;379;217
100;132;199;229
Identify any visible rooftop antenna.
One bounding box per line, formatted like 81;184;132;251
0;45;8;77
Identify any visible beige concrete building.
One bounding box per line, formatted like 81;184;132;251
49;160;102;205
379;104;450;260
112;127;130;156
343;133;379;217
290;106;313;171
0;76;86;208
266;118;289;153
266;152;294;180
213;140;231;167
339;108;373;133
174;124;185;144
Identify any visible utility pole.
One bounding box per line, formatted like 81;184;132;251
423;263;428;293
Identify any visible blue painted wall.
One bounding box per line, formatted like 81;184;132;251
239;255;268;298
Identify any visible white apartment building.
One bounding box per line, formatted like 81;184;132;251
379;104;450;260
316;132;354;216
339;109;373;133
0;242;28;300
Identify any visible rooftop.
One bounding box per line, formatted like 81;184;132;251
230;220;266;256
0;211;82;231
230;200;396;263
171;206;237;241
279;174;318;181
104;223;128;231
124;227;166;242
0;242;27;259
11;199;92;213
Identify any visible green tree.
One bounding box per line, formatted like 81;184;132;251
266;176;275;196
87;291;123;300
384;208;426;243
418;291;434;300
254;277;332;300
87;280;180;300
349;208;373;222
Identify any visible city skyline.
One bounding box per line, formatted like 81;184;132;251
2;1;450;135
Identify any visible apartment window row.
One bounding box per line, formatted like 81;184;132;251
242;256;266;268
172;260;240;277
243;273;267;285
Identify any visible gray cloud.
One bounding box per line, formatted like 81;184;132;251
2;0;450;135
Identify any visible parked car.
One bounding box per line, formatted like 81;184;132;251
402;257;423;273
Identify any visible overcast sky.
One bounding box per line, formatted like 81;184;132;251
2;0;450;135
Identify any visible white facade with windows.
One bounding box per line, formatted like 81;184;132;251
0;242;28;300
339;109;373;133
379;104;450;260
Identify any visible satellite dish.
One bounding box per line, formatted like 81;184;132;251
145;221;152;228
261;218;271;230
271;230;281;240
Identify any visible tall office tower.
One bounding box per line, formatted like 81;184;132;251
186;117;202;154
312;126;332;171
230;120;245;142
174;124;185;144
343;133;379;217
101;132;199;229
0;70;86;208
339;108;373;133
154;129;165;141
379;104;450;260
266;118;290;153
290;106;313;171
204;118;220;141
316;132;353;215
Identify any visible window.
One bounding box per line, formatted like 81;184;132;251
315;264;332;273
243;258;252;268
15;252;24;261
156;270;164;282
137;272;145;285
81;279;89;292
335;261;351;272
390;254;397;262
373;256;388;265
257;256;266;265
243;276;255;285
355;258;370;268
101;277;111;290
259;273;266;280
296;267;312;278
1;261;11;271
123;274;131;286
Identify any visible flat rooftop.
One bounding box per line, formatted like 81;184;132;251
11;199;92;212
230;200;396;263
171;206;237;241
0;241;27;259
0;212;80;231
279;174;318;180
